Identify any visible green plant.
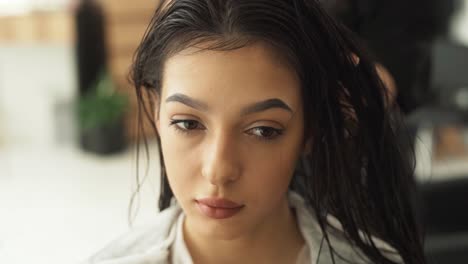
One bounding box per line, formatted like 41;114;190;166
78;71;129;132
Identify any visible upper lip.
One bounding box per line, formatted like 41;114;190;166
196;198;244;209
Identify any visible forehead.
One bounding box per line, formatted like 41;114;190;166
161;43;301;112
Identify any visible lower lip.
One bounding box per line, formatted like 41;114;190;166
196;202;244;219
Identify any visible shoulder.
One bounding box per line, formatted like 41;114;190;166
83;205;182;264
289;192;402;264
323;214;403;264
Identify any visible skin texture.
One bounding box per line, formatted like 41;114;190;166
375;63;397;106
154;43;306;263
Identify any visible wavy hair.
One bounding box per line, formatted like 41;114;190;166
129;0;426;263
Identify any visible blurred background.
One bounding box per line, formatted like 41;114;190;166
0;0;467;263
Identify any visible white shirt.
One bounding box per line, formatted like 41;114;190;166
170;212;311;264
85;191;401;264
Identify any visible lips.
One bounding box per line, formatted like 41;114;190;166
196;198;242;208
195;198;244;219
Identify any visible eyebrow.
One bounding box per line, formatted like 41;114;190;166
165;93;293;116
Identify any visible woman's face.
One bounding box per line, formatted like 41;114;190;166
156;43;305;239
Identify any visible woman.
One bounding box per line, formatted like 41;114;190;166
86;0;426;263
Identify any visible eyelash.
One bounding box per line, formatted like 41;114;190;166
169;119;284;141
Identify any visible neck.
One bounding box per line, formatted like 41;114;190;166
183;196;305;264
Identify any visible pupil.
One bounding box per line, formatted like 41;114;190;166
186;121;197;129
261;128;273;137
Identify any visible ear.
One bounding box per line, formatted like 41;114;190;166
302;138;312;156
350;53;360;66
375;63;397;106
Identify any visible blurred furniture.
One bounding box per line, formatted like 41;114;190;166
98;0;159;141
76;0;108;97
431;39;468;111
0;1;160;143
0;11;73;44
409;38;468;263
0;10;77;147
412;123;468;263
419;177;468;264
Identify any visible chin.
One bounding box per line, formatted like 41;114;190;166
189;213;250;241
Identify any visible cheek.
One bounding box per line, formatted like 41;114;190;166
240;136;302;202
250;123;303;175
244;145;299;189
159;128;199;200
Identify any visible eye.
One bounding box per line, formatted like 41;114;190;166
247;126;284;141
169;119;204;134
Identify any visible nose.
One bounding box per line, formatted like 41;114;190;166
201;132;241;186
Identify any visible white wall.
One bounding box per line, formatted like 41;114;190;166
0;42;161;264
0;0;71;16
0;44;77;148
